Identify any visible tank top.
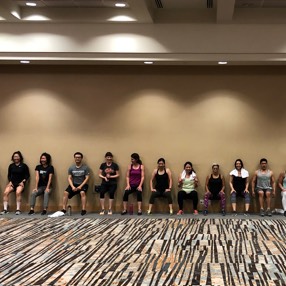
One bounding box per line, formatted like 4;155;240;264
208;174;222;196
129;165;141;187
232;176;247;193
182;177;195;193
256;170;272;190
155;169;169;192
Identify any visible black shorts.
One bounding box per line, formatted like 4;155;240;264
11;182;26;191
65;184;88;199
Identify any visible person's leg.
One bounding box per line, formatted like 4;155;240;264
99;184;108;213
108;184;117;214
258;189;265;212
265;190;272;216
244;191;251;213
15;185;24;213
230;191;237;213
218;192;226;213
62;186;73;212
204;192;211;210
80;191;86;211
148;191;160;213
137;189;143;214
163;191;173;213
122;188;134;213
2;184;14;212
189;191;198;213
177;191;186;213
43;188;51;212
30;187;45;213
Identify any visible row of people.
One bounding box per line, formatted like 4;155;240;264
0;151;284;216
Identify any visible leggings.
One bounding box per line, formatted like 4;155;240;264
123;186;142;202
177;190;198;211
30;186;51;209
230;191;250;204
100;184;117;199
204;191;226;210
149;191;173;204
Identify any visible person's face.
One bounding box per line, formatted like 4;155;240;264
157;161;165;169
13;154;21;163
40;155;47;165
212;165;219;174
235;161;242;170
260;161;267;170
131;157;137;164
185;164;192;173
106;156;113;163
74;155;83;164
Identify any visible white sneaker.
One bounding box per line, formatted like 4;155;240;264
15;210;21;215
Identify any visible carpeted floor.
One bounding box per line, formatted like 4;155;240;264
0;216;286;286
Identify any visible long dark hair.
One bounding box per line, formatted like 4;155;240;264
234;159;244;169
131;153;142;165
184;161;195;174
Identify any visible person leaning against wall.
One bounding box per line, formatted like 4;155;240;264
204;163;226;216
61;152;90;216
252;158;275;217
177;161;199;215
98;152;120;215
1;151;30;215
28;152;54;215
229;159;250;216
278;169;286;217
147;158;173;215
121;153;145;215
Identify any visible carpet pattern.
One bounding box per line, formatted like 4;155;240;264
0;217;286;286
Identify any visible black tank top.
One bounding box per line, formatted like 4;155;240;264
155;169;169;192
208;174;222;196
233;176;246;193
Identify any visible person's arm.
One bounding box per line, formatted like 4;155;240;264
45;167;54;192
137;165;145;191
166;168;172;192
78;175;90;190
220;175;225;193
68;174;75;190
125;165;131;190
8;165;13;186
34;170;39;191
19;164;30;188
278;172;285;191
178;174;183;188
99;167;108;182
271;171;275;196
229;175;235;193
110;164;120;179
150;169;157;192
194;174;199;188
251;171;258;195
205;175;210;193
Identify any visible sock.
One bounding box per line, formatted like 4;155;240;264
3;201;8;210
16;202;21;210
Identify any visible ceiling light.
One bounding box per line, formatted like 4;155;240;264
218;61;228;65
144;61;154;64
115;3;126;7
26;2;37;6
11;11;21;19
20;60;30;64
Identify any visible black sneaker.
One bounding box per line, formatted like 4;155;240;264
222;210;226;216
203;210;208;216
41;210;47;215
28;210;35;215
61;209;66;214
260;209;265;217
0;210;8;215
81;210;87;216
121;210;128;215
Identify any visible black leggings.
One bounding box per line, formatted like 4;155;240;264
123;186;142;202
149;191;173;204
177;190;198;211
100;184;117;199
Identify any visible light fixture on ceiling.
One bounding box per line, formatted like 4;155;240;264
144;61;154;65
115;3;127;8
26;2;37;6
20;60;30;64
11;11;21;19
218;61;228;65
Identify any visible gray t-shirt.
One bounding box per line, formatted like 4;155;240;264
68;164;90;185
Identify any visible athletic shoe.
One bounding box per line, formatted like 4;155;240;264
61;209;66;214
15;210;21;215
232;211;237;217
169;209;173;215
108;209;112;215
100;210;105;215
28;210;35;215
137;210;142;216
203;210;208;216
147;210;152;215
121;210;127;215
41;210;47;215
260;209;265;217
0;210;8;215
177;210;183;215
222;210;226;216
266;209;272;217
81;210;87;216
194;210;198;215
244;212;249;217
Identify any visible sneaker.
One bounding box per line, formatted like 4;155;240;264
28;210;35;215
0;210;8;215
108;209;112;215
169;209;173;215
15;210;21;215
284;211;286;217
61;209;66;214
203;210;208;216
41;210;47;215
194;210;198;215
266;209;272;217
177;210;183;215
81;210;87;216
232;211;237;217
137;210;142;216
260;209;265;217
100;210;105;215
121;210;127;215
222;210;226;216
147;210;152;215
244;212;249;217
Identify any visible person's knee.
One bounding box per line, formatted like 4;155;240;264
80;191;86;198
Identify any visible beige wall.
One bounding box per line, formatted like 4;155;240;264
0;65;285;213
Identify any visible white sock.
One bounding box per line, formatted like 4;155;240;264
3;201;8;210
16;201;21;210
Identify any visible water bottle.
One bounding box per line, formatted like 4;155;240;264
129;204;133;215
67;205;72;216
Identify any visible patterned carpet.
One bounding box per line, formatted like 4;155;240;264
0;217;286;286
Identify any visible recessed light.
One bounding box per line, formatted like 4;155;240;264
115;3;126;7
144;61;154;64
20;60;30;64
218;61;228;65
26;2;37;6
